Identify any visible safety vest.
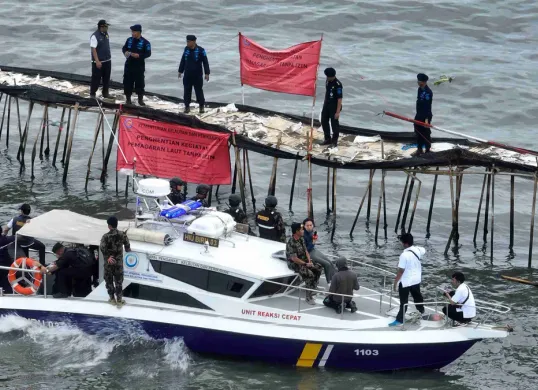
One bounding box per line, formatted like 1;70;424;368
255;208;278;241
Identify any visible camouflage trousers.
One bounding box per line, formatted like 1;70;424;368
104;262;124;300
289;262;323;290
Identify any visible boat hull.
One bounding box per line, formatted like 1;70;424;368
0;308;478;371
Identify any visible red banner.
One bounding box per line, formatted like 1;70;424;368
116;116;231;185
239;33;322;97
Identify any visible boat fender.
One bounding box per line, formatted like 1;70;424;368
7;257;43;295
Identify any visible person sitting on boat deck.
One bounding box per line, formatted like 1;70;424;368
122;24;151;106
321;67;343;147
303;218;336;284
178;35;210;114
190;184;210;207
442;271;476;324
413;73;433;156
323;257;359;314
2;204;46;266
168;177;186;205
255;196;286;243
90;19;112;99
47;243;94;298
286;222;323;305
389;233;425;327
100;216;131;306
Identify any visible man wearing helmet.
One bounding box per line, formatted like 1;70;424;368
168;177;185;205
190;184;210;207
255;195;286;243
225;194;248;224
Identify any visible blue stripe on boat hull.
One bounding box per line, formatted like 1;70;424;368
0;309;478;371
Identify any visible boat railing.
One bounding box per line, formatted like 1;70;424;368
325;254;396;290
0;265;49;298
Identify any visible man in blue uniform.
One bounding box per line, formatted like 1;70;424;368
414;73;433;156
122;24;151;106
178;35;210;114
321;67;343;147
90;19;112;98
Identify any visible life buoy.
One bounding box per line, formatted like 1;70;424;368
7;257;43;295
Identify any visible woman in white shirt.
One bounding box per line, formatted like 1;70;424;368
443;271;476;324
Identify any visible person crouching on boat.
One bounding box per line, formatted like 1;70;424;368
169;177;186;205
47;243;94;298
302;218;336;284
323;257;359;314
442;272;476;325
389;233;425;327
286;222;323;305
100;216;131;306
255;196;286;243
190;184;210;207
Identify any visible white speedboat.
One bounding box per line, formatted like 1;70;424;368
0;179;511;371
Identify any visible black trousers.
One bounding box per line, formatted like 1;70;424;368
414;115;432;152
90;61;111;96
21;239;46;266
183;76;205;107
55;266;93;297
124;66;145;97
396;283;424;323
321;105;340;143
323;296;356;311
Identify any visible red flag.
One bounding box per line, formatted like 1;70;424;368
239;33;322;97
116;116;231;185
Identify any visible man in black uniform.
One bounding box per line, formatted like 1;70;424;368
90;19;112;98
190;184;210;207
169;177;185;205
2;204;46;266
47;243;94;298
122;24;151;106
178;35;210;114
225;194;247;224
255;196;286;243
414;73;433;156
321;67;343;147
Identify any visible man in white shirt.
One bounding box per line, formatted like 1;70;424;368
443;271;476;324
389;233;425;327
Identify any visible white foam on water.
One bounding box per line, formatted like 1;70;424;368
163;337;191;372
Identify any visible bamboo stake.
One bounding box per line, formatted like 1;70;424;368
426;167;439;238
18;101;34;168
350;169;375;236
6;96;11;148
395;174;411;233
63;103;80;182
232;133;247;212
483;168;492;244
31;106;47;180
444;168;457;255
289;157;299;212
330;166;337;242
400;171;416;233
61;108;72;164
44;106;51;157
52;108;66;168
0;94;8;141
231;160;238;194
308;157;314;220
366;169;374;222
268;133;282;196
85;113;103;191
407;176;422;234
125;176;129;198
15;95;22;139
39;105;47;160
509;171;515;251
245;150;256;211
528;173;537;268
375;162;384;246
242;148;246;190
101;112;119;182
473;169;488;245
101;115;105;169
207;185;213;207
453;170;463;248
490;167;495;262
326;161;331;214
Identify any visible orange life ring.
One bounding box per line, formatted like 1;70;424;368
7;257;43;295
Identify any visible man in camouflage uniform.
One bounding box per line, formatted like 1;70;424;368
286;222;322;305
99;216;131;306
168;177;185;205
255;195;286;243
225;194;248;224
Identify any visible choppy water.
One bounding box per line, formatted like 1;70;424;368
1;0;538;389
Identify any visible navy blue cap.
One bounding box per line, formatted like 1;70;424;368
130;24;142;32
324;67;336;77
417;73;429;82
186;34;197;41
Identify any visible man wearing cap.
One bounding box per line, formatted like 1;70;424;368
90;20;112;99
323;257;359;314
178;35;210;114
321;67;343;147
122;24;152;106
2;204;46;266
414;73;433;156
168;177;186;205
189;184;210;207
99;216;131;306
286;222;323;305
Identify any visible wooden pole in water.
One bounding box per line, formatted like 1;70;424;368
31;106;47;180
101;114;105;167
366;169;374;223
245;150;256;211
308;155;314;220
268;133;282;196
52;107;66;168
483;167;492;244
232;133;247;213
63;103;80;182
326;161;331;214
375;142;386;245
473;169;488;245
44;106;51;157
395;173;410;233
350;169;375;236
444;167;457;256
400;171;416;233
330;166;337;242
61;108;72;164
242;148;247;190
490;167;495;262
453;170;463;248
39;105;47;160
0;94;8;142
18;101;34;169
528;173;538;268
5;96;11;148
426;167;439;238
509;170;515;251
231;160;238;194
15;95;22;140
85;113;104;191
101;111;119;182
407;174;422;234
124;175;129;198
289;156;298;212
207;185;213;207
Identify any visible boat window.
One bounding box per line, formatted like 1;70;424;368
123;283;213;310
150;261;254;298
249;276;300;299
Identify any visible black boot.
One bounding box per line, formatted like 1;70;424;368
102;89;111;99
199;105;205;114
126;95;132;105
138;95;146;106
321;139;332;146
184;106;190;114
